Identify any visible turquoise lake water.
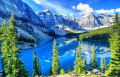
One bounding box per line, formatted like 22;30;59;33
0;37;111;76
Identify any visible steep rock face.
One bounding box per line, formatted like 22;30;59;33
76;13;102;28
37;10;57;29
64;16;80;30
0;0;43;25
37;10;67;35
76;13;113;28
54;14;64;25
97;13;113;26
0;0;50;40
54;14;80;30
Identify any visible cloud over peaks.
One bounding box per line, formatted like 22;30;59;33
77;3;93;15
95;9;114;14
115;8;120;12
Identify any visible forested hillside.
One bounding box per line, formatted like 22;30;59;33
79;27;111;42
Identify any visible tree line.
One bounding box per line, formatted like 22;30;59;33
79;26;111;42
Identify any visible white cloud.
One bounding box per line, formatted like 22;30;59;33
72;6;75;10
70;13;73;16
33;0;72;16
115;8;120;12
33;0;41;4
95;9;114;14
77;3;93;15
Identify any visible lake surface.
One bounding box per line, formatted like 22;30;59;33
0;37;111;76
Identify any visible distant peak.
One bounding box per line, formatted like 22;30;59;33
81;13;94;17
65;16;69;19
55;14;61;16
71;16;76;20
43;9;50;12
41;9;52;15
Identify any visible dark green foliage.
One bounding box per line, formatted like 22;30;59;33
79;27;111;42
18;34;35;43
49;66;53;75
83;57;87;73
37;56;41;76
74;42;85;74
52;39;60;75
90;45;98;70
0;20;10;76
0;13;28;77
105;13;120;76
32;47;39;77
68;64;71;72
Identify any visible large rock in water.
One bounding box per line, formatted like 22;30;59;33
0;0;51;40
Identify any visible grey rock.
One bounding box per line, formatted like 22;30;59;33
37;10;57;29
76;13;113;28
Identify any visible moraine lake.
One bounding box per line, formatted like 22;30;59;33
0;37;111;76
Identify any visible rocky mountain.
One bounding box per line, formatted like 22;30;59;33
97;13;113;26
37;10;114;32
76;13;113;28
37;10;57;29
37;10;67;35
37;10;81;31
76;13;101;28
0;0;51;41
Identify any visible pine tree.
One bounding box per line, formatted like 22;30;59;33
37;56;41;76
60;68;65;74
0;20;10;76
83;57;87;73
74;42;85;74
100;57;104;71
52;39;60;75
90;45;98;70
100;57;104;70
105;13;120;76
49;66;53;75
68;64;71;72
32;47;38;77
0;13;28;77
103;57;106;72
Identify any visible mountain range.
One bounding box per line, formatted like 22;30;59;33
0;0;114;41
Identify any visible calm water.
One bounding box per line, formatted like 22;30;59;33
0;37;111;76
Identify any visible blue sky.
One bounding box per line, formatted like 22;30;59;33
22;0;120;17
